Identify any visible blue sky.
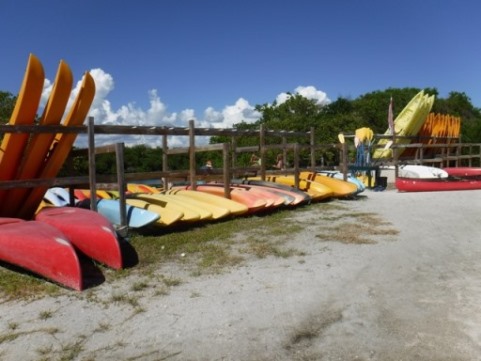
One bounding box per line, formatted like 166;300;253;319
1;1;480;145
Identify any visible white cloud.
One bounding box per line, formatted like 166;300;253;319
276;85;330;106
40;68;329;148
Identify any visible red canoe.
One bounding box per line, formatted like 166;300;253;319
395;177;481;192
35;207;123;269
0;218;82;290
443;167;481;178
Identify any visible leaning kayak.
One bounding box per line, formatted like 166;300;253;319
0;218;83;290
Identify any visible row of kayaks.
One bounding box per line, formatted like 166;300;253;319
0;170;363;291
395;165;481;192
43;170;365;229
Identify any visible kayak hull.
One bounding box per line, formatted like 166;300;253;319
0;218;82;290
35;207;123;269
395;177;481;192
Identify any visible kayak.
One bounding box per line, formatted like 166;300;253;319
35;207;123;269
237;179;312;205
398;165;448;179
174;185;267;214
299;171;358;197
0;218;82;290
76;199;160;229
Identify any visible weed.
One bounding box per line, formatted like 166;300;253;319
39;310;53;320
7;322;18;330
131;280;149;292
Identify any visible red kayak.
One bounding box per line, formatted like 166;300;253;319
443;167;481;178
36;207;123;269
395;177;481;192
0;218;82;290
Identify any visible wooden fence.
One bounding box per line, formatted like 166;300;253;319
1;117;481;228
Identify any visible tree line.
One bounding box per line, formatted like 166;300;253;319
1;87;480;174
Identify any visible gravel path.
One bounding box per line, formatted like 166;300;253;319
1;189;481;360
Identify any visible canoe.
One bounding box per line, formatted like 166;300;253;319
0;218;82;290
76;199;160;229
0;54;44;208
443;167;481;178
395;177;481;192
17;71;96;220
35;207;123;269
165;189;247;216
237;179;312;205
299;171;358;197
398;165;448;179
1;60;73;217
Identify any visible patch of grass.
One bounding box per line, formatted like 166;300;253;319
0;327;59;345
130;280;149;292
94;322;111;333
316;211;399;244
160;275;182;287
0;267;62;301
58;338;85;361
39;310;53;320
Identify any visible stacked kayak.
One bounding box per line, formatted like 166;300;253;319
0;55;129;290
373;91;435;159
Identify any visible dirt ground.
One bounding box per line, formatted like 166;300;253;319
1;188;481;360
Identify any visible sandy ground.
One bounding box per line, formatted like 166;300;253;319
1;188;481;360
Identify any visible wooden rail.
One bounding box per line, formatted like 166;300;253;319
2;117;481;229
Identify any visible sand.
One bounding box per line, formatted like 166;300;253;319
1;188;481;360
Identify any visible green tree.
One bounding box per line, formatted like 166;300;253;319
0;91;16;123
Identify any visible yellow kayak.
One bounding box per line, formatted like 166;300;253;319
299;171;358;197
255;175;333;201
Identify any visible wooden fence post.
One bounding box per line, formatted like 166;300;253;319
162;134;168;189
310;127;316;168
87;117;97;212
115;142;127;229
341;142;348;181
294;143;300;188
260;124;266;180
189;119;196;190
223;143;231;199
